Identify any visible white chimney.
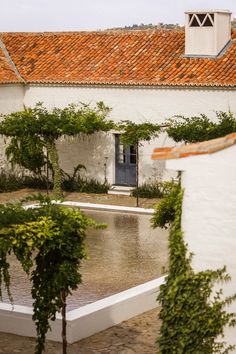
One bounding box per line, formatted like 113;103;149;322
185;10;231;57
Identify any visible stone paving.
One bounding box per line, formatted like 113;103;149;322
0;309;160;354
0;189;161;354
0;188;160;209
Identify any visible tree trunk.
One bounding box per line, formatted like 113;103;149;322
61;289;67;354
136;143;139;207
45;139;63;199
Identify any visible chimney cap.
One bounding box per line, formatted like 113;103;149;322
185;9;231;15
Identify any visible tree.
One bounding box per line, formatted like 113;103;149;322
118;121;161;206
0;102;114;199
0;194;106;354
152;184;236;353
165;111;236;143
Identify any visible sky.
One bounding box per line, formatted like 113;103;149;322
1;0;236;32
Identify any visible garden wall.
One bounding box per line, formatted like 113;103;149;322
166;144;236;347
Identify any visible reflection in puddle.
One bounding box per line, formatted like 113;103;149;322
2;210;168;311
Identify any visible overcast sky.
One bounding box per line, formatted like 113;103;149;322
1;0;236;32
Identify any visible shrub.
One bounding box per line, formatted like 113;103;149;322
0;170;22;192
132;180;177;199
151;182;180;228
0;169;109;195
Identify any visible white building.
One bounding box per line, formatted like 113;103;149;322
152;132;236;348
0;9;236;186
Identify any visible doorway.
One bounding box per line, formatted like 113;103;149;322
115;134;136;186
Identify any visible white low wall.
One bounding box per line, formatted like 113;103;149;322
0;276;165;343
59;201;154;214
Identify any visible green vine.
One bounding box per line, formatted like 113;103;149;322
0;102;114;199
165;111;236;144
152;185;236;353
0;195;106;354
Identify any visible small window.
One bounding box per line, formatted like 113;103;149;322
130;145;137;164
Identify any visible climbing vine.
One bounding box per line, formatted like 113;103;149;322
0;195;106;354
165;111;236;143
0;102;114;199
152;184;236;353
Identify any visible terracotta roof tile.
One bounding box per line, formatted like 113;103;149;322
0;30;236;86
0;46;23;84
152;133;236;160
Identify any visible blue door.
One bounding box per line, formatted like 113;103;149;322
115;134;136;186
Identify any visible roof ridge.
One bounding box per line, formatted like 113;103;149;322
0;28;184;36
0;38;25;83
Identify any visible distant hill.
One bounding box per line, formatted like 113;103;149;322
108;20;236;31
108;23;182;31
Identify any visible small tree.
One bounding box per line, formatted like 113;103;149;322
0;195;106;354
152;184;236;353
118;121;161;206
165;111;236;143
0;102;114;199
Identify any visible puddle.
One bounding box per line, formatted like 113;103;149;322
1;209;168;311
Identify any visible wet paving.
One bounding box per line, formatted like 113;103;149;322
2;209;168;311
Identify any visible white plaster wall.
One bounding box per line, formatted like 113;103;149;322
23;85;236;184
0;85;25;169
0;85;25;114
167;145;236;347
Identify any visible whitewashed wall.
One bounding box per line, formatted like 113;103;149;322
0;85;25;169
23;85;236;184
0;85;24;114
1;84;236;184
166;146;236;347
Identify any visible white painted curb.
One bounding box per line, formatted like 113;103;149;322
58;201;154;214
0;276;165;343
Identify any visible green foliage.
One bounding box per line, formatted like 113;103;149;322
152;187;236;353
0;102;114;198
0;168;109;194
61;164;109;193
152;182;180;228
6;135;46;174
0;170;23;192
118;120;161;146
0;195;106;354
166;111;236;143
132;180;177;199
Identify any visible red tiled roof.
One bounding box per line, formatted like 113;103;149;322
152;133;236;160
0;30;236;86
0;46;23;84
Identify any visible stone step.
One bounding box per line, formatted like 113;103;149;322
108;185;135;196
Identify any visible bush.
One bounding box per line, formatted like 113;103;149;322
132;180;177;199
0;169;109;194
151;182;180;228
62;177;109;194
0;170;22;192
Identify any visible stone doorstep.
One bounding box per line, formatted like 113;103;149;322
108;186;135;196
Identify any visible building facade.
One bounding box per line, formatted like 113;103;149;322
0;9;236;185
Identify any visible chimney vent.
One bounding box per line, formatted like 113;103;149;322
185;10;231;57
